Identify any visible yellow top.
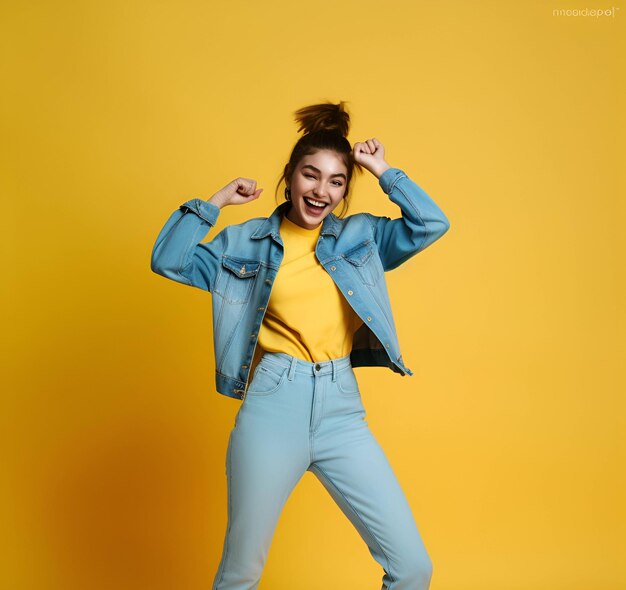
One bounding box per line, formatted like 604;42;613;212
257;214;363;362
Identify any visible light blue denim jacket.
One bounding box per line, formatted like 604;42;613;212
151;167;450;401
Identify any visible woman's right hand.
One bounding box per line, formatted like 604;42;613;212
208;178;263;209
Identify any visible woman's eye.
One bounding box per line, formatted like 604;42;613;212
302;172;341;187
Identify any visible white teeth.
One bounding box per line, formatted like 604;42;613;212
304;197;326;208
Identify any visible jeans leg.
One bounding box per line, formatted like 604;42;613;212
212;375;310;589
309;376;433;589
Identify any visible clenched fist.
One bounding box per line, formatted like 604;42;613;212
209;177;263;209
352;138;391;179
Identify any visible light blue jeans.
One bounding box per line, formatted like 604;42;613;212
212;352;433;590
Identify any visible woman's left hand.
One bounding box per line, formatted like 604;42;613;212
352;138;391;178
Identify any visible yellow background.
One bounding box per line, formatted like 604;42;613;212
2;1;624;589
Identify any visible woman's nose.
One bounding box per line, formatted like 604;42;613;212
314;183;329;198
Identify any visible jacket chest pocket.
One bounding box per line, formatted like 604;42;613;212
343;240;384;287
214;256;261;304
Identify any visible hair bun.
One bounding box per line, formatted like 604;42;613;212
293;101;350;138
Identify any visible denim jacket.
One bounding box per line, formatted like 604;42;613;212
151;167;450;401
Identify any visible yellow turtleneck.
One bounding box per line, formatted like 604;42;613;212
257;213;363;362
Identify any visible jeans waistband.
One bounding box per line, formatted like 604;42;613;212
259;351;352;382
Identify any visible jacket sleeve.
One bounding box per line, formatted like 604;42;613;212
150;198;226;291
366;167;451;271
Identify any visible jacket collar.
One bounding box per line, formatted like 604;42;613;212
250;201;342;242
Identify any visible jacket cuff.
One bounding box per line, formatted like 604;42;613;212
179;198;221;226
378;168;407;194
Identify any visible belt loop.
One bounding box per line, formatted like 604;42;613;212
331;359;337;382
288;356;297;381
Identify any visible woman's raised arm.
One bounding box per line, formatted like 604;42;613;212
150;178;263;290
367;167;451;271
352;138;450;272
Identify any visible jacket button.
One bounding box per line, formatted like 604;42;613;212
385;343;390;348
367;316;372;321
265;279;271;285
347;290;353;296
330;265;336;271
241;365;248;369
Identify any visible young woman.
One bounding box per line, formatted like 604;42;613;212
151;101;450;590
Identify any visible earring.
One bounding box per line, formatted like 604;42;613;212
284;188;291;201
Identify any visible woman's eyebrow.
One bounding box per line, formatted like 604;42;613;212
301;164;347;180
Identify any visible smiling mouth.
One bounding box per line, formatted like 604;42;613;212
303;196;328;209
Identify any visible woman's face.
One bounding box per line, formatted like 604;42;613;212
285;149;348;229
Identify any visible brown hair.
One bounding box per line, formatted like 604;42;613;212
275;101;363;218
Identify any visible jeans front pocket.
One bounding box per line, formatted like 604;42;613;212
246;362;287;396
335;366;361;396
